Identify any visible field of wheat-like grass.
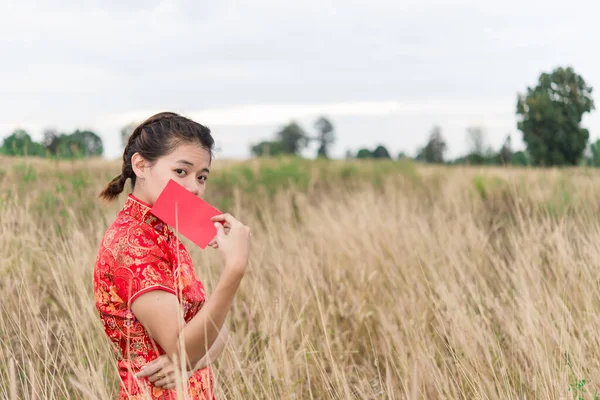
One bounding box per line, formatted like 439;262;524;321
2;156;600;399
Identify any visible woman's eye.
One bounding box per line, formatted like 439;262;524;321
175;169;186;177
198;176;208;183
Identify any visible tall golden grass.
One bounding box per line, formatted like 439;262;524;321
2;156;600;399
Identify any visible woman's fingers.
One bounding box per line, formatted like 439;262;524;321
134;360;163;379
211;213;239;226
135;355;188;389
154;369;187;388
154;376;171;387
149;366;174;384
209;227;228;244
135;354;169;379
148;371;162;383
208;220;230;249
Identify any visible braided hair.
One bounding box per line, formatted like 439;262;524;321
98;112;214;202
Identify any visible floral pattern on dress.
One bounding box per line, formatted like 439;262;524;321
94;194;215;399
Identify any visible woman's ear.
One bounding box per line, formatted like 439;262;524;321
131;152;147;180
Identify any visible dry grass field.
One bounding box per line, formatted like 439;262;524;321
2;156;600;399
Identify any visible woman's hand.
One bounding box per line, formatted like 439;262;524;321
134;355;192;390
207;221;231;249
210;213;251;273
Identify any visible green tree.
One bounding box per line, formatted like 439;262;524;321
313;117;335;158
251;141;284;157
589;139;600;167
500;135;513;165
511;150;529;166
276;122;309;155
75;130;103;157
54;130;104;158
42;128;61;156
1;129;45;156
417;126;447;163
356;148;372;159
516;66;595;166
372;145;391;159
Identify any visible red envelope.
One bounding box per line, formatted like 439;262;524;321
150;179;222;249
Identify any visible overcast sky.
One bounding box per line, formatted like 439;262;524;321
2;0;600;160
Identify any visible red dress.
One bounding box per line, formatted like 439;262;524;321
94;194;215;399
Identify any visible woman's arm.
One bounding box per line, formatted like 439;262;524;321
132;265;242;369
132;214;249;369
191;325;229;370
135;326;230;388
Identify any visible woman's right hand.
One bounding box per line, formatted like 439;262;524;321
211;214;251;273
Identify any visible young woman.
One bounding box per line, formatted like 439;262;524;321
94;112;250;399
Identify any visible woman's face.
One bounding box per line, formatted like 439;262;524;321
132;142;212;206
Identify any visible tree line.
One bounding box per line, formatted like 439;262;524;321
250;117;336;158
248;116;528;164
410;66;597;166
1;65;597;166
251;66;599;167
0;128;103;158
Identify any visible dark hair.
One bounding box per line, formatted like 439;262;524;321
98;112;214;202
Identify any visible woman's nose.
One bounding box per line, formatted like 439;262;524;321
185;184;199;196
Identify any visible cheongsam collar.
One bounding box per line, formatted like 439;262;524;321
123;193;173;238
